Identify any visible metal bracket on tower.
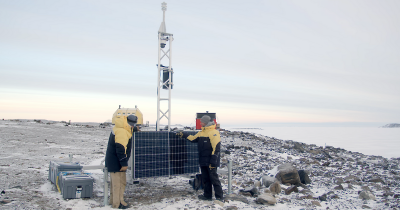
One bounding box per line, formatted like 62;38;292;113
157;2;174;131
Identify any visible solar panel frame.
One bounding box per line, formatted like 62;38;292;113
131;131;199;179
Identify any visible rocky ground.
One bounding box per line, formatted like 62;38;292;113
0;119;399;209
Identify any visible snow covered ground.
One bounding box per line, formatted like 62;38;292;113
227;126;400;158
1;119;399;209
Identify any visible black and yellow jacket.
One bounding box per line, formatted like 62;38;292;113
186;123;221;167
105;116;137;172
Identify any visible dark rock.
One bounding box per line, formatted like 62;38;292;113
225;206;238;210
298;170;312;184
321;150;333;159
285;186;299;195
299;189;312;194
330;194;340;199
345;175;360;181
256;193;277;205
275;163;301;185
239;187;258;196
311;201;321;207
239;191;252;197
269;181;281;194
300;195;313;199
225;194;249;204
322;162;330;166
318;194;327;201
0;200;12;204
334;184;344;191
362;205;371;209
368;178;385;184
293;142;306;153
335;177;344;184
382;191;393;197
359;190;376;200
394;194;400;198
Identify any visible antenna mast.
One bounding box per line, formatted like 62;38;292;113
157;2;174;131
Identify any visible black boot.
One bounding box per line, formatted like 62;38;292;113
118;203;130;209
198;195;212;201
216;197;225;203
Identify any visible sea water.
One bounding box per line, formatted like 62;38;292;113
226;127;400;159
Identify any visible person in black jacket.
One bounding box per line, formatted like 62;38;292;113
105;115;138;209
177;115;224;202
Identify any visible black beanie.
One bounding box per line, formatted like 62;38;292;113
127;115;138;126
200;115;211;124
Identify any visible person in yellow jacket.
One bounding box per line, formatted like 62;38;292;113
178;115;224;202
105;115;138;209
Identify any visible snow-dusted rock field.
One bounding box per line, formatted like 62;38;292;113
0;119;399;209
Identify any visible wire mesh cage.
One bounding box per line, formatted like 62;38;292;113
132;131;199;179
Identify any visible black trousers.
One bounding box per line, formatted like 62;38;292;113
200;166;223;199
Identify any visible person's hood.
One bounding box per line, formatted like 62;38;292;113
202;123;216;131
113;115;132;133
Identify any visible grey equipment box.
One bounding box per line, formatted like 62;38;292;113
58;171;91;192
60;174;94;199
48;161;82;184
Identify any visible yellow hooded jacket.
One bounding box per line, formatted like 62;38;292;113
186;124;221;167
105;116;134;172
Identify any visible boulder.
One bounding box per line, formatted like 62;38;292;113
318;194;327;201
300;195;313;199
299;189;312;194
369;178;385;184
285;185;299;195
334;184;344;190
256;193;277;205
262;176;277;187
335;177;344;184
322;162;330;166
225;194;249;204
275;163;301;185
298;170;311;184
269;181;281;194
345;175;360;181
293;142;306;153
311;201;322;207
239;186;258;196
359;190;376;200
330;194;340;199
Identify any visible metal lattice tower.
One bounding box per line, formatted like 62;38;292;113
157;2;174;131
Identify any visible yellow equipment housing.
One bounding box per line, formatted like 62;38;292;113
112;107;143;125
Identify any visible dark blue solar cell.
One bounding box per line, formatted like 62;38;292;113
132;131;199;179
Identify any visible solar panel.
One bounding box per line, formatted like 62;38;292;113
132;131;199;179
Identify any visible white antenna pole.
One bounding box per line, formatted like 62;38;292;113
162;2;166;22
157;2;174;131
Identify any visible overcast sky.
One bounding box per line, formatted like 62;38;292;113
1;0;399;126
